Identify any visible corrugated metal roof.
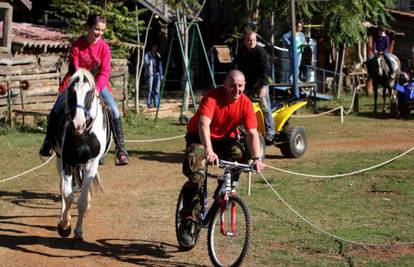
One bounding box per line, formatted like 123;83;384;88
12;22;71;50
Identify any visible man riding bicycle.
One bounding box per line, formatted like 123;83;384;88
179;70;265;247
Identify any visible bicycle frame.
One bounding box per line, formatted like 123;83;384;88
200;161;252;235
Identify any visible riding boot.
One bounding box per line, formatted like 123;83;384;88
112;117;129;165
39;110;59;157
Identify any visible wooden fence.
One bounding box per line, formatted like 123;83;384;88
0;55;129;127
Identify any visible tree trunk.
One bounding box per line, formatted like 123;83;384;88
134;2;141;113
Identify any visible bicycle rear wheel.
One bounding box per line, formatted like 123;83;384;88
207;195;251;267
175;181;201;251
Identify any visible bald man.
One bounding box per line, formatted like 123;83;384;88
178;70;264;247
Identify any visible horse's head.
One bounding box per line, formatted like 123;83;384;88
65;69;97;135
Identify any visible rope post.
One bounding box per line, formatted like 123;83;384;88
248;171;252;196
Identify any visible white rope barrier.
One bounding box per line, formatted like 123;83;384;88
259;172;414;247
264;145;414;179
0;154;55;184
291;80;360;123
0;134;186;184
293;106;343;118
124;134;185;143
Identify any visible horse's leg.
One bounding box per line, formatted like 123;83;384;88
382;84;387;113
373;84;378;113
73;161;98;241
57;159;74;237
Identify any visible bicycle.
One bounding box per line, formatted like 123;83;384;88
175;159;255;267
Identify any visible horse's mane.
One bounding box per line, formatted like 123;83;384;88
66;68;96;92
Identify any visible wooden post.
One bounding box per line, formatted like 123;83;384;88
353;88;359;113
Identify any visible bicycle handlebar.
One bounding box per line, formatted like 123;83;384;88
218;159;255;173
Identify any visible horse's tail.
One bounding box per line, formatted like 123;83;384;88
91;171;104;194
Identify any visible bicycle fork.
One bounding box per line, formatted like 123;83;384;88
219;192;238;238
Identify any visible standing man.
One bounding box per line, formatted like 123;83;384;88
178;70;265;247
234;30;275;145
144;43;164;109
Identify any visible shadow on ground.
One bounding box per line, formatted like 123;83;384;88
0;233;207;267
127;150;183;164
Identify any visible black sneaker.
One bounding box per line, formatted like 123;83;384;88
178;219;196;247
39;141;53;157
115;149;129;165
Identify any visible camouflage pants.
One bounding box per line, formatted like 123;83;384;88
180;133;245;219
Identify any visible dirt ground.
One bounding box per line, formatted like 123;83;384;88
0;119;413;266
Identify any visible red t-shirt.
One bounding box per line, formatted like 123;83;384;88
187;87;257;139
59;36;112;93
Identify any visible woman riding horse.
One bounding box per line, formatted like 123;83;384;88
39;14;129;165
56;68;109;240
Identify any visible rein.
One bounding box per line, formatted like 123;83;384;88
66;82;99;135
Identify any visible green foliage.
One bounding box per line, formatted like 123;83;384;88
226;0;396;48
297;0;396;47
48;0;147;57
164;0;204;17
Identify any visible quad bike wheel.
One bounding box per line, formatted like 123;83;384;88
279;126;307;158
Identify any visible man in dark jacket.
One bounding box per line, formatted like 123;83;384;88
234;30;275;144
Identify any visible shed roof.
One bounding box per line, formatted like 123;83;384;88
11;22;143;52
12;22;71;51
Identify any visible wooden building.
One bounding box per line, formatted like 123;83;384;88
0;0;131;125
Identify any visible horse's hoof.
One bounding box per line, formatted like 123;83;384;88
74;235;84;242
57;222;72;237
74;231;84;242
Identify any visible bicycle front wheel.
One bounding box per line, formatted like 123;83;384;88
207;195;251;267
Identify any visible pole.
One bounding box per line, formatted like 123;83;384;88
290;0;299;98
154;32;174;125
175;23;197;113
195;24;217;88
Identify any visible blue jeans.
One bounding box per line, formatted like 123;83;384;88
53;87;120;119
289;52;302;82
258;86;275;138
369;52;394;76
146;74;161;108
383;52;394;75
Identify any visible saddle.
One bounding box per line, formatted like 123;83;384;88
53;99;112;167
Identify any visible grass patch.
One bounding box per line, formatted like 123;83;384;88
0;99;413;266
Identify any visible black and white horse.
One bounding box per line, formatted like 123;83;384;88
366;54;400;113
54;68;111;241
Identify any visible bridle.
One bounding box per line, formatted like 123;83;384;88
66;81;98;134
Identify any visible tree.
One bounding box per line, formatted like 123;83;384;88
300;0;395;96
228;0;395;97
48;0;146;58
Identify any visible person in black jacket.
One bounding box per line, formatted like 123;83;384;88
234;30;275;144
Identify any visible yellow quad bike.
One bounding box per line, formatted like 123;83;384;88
253;99;308;158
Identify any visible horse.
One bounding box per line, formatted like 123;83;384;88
52;68;111;241
366;53;400;113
